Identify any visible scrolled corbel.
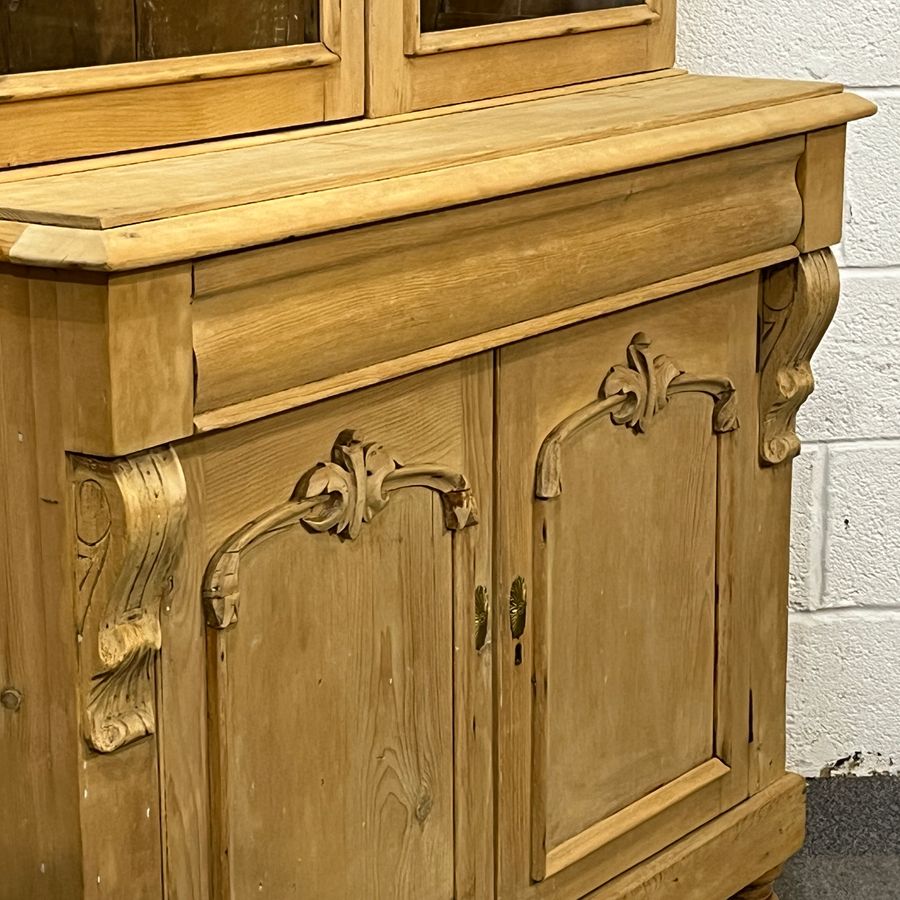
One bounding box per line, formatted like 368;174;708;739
73;447;187;753
759;249;840;465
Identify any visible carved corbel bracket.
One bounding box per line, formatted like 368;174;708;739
759;249;840;465
202;429;478;630
536;332;739;499
73;447;187;753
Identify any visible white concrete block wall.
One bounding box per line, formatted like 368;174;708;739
678;2;900;777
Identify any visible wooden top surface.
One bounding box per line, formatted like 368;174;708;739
0;71;875;270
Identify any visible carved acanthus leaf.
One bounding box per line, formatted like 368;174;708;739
202;429;479;630
759;249;840;465
73;448;187;753
536;333;739;499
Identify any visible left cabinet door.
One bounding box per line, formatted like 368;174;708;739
0;0;363;166
162;357;494;899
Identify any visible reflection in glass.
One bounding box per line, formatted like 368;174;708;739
422;0;644;32
0;0;320;75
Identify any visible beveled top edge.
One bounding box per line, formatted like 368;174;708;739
0;77;876;272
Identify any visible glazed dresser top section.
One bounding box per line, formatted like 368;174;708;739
0;70;874;272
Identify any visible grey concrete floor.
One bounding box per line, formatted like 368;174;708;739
776;777;900;900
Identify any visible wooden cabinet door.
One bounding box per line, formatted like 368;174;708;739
366;0;674;115
494;278;759;898
169;358;493;899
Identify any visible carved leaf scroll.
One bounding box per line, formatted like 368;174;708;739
202;429;479;630
759;249;840;465
536;333;739;499
73;447;187;753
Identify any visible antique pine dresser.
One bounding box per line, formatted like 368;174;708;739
0;2;875;899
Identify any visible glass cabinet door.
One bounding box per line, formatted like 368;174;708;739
368;0;674;116
0;0;362;167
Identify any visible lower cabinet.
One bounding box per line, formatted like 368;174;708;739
74;264;803;898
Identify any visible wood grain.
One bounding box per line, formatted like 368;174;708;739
0;74;838;228
495;275;758;898
191;139;802;418
796;126;848;253
583;775;805;899
49;266;194;457
0;68;682;184
175;358;493;899
0;1;363;167
0;265;82;899
193;249;796;434
3;91;874;272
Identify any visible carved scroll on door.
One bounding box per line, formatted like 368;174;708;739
202;429;479;629
536;332;739;499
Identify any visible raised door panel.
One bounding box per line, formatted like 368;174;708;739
161;357;493;899
496;276;758;898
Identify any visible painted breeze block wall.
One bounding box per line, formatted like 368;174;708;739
678;0;900;777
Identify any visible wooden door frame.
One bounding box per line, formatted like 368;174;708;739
0;0;363;167
366;0;675;116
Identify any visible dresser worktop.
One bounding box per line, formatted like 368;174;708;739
0;71;873;272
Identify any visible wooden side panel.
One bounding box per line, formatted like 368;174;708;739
0;265;82;900
193;139;803;419
169;357;493;900
496;276;759;899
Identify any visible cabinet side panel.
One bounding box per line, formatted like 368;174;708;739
0;266;82;899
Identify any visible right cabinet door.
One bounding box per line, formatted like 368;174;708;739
495;276;760;898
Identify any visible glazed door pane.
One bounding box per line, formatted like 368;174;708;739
421;0;643;31
0;0;319;73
